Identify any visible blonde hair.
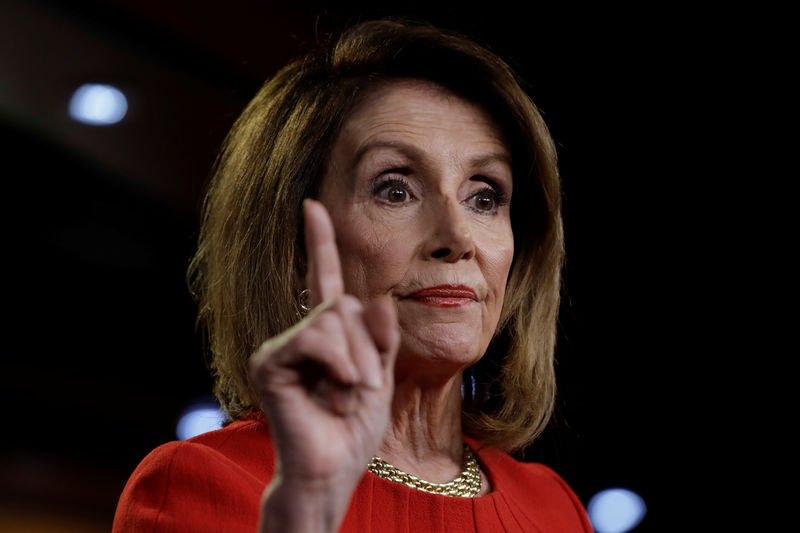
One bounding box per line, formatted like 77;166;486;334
188;19;564;453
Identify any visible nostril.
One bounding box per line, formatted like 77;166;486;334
431;248;451;259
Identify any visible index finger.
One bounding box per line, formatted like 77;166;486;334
303;199;345;307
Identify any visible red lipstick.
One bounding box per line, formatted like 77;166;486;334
404;284;477;308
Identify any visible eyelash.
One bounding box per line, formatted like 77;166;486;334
371;176;510;214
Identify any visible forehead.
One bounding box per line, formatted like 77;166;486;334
335;79;510;156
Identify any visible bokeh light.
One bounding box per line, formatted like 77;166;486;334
69;83;128;125
176;401;225;440
587;487;647;533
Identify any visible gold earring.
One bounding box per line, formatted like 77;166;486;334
298;288;311;316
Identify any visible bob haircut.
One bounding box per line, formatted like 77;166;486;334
188;18;564;453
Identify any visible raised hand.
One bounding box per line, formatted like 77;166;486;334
251;199;399;532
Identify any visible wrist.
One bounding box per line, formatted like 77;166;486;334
259;473;358;533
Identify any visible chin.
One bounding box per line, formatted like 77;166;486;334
395;327;486;380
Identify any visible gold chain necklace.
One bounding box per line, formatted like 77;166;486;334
366;443;481;497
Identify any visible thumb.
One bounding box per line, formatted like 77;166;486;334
363;296;399;371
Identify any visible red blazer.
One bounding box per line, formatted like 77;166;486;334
112;413;593;532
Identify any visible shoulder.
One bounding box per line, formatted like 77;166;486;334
142;413;274;484
479;445;577;499
188;412;274;467
468;437;593;532
112;414;274;533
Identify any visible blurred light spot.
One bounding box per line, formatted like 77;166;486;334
460;373;477;399
587;488;647;533
69;83;128;125
176;402;225;440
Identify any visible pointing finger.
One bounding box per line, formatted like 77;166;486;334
303;199;344;307
363;296;400;375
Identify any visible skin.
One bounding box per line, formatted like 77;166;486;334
321;80;514;382
252;80;514;532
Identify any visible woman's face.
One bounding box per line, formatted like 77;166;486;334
319;80;514;381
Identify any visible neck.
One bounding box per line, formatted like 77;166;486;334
377;372;465;483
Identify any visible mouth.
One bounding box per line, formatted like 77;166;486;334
402;284;478;308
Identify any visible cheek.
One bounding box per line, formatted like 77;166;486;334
485;226;515;284
497;241;515;283
482;228;515;315
334;218;413;299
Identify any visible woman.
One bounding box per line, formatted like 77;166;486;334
113;19;593;532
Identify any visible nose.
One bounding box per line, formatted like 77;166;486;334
424;199;475;262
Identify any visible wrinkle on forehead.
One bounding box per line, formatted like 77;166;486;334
355;80;505;139
328;80;510;182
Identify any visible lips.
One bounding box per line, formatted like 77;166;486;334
404;284;477;308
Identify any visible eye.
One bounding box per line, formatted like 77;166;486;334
468;187;504;214
374;178;413;204
472;190;496;211
385;185;409;203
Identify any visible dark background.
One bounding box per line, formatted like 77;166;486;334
1;1;738;531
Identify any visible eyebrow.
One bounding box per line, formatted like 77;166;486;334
469;152;512;169
351;140;511;170
351;140;423;168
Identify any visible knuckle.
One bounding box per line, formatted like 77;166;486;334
311;309;340;333
288;327;321;355
336;294;363;314
292;324;348;360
